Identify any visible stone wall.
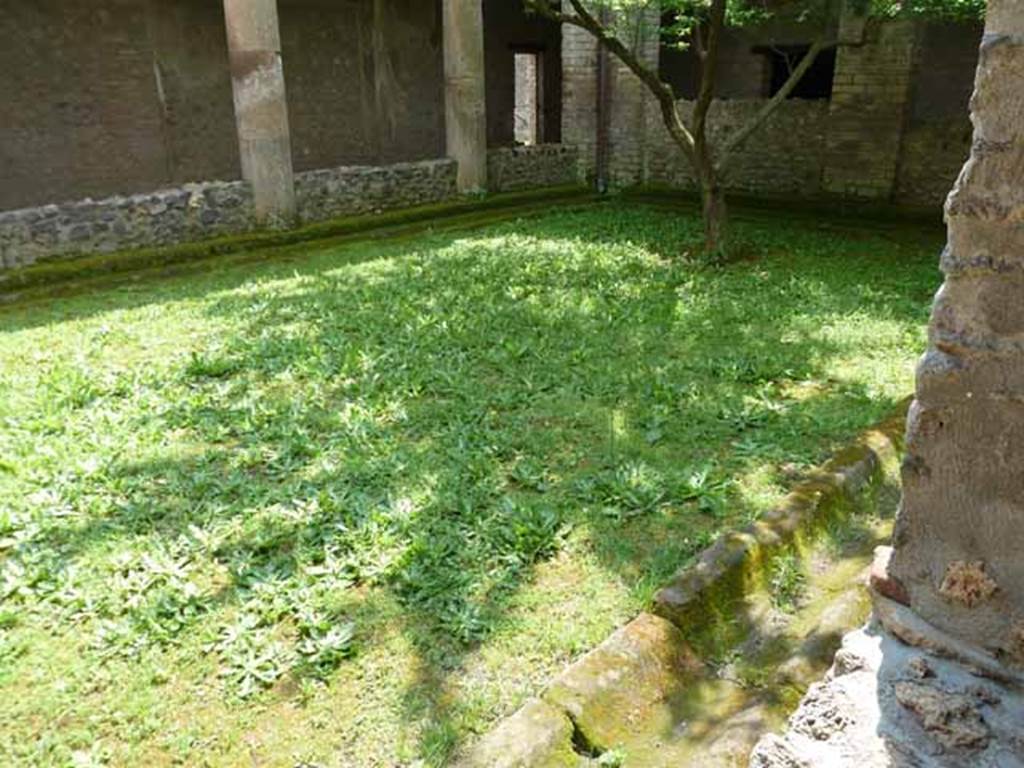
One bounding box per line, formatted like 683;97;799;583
487;145;580;192
0;159;456;271
294;159;456;222
647;100;830;197
564;13;978;209
0;144;585;272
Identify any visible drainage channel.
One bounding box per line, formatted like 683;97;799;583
459;407;906;768
586;517;891;767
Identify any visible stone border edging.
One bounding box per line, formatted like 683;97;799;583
458;401;910;766
653;402;908;641
0;186;596;302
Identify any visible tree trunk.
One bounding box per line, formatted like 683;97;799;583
695;147;728;256
701;184;727;255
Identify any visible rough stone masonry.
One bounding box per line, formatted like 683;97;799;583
889;0;1024;671
750;0;1024;764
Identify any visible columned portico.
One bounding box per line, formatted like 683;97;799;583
223;0;296;225
442;0;488;193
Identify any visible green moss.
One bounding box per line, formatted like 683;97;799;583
0;185;592;301
656;398;908;665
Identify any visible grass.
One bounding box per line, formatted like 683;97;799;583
0;203;940;766
769;551;808;613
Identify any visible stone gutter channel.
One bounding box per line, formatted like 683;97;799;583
457;403;910;767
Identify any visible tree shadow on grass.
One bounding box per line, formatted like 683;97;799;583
4;204;938;764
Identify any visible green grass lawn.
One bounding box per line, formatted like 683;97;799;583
0;203;940;767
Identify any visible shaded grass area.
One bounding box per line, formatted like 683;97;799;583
0;204;939;766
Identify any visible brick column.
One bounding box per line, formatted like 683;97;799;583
443;0;487;193
560;9;660;189
890;0;1024;671
823;15;918;200
606;9;660;188
561;24;600;184
223;0;295;226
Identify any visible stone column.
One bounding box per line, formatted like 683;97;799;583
223;0;295;225
890;0;1024;672
823;15;918;200
606;8;660;188
561;24;600;184
442;0;487;193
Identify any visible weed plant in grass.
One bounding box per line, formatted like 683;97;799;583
0;204;939;766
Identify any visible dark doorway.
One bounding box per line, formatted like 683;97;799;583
757;45;836;100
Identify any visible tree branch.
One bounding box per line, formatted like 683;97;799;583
693;22;707;61
693;0;726;151
528;0;697;161
717;38;836;170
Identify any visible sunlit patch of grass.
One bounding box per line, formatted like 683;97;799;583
769;551;809;613
0;203;938;766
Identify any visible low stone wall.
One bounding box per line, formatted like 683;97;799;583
0;159;458;271
487;144;580;192
646;99;830;197
0;148;586;274
459;404;909;767
294;159;457;222
0;182;255;271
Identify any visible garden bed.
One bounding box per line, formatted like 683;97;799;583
0;203;940;766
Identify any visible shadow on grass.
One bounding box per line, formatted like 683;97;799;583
3;204;938;763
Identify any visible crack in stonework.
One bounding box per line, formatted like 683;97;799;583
564;708;609;760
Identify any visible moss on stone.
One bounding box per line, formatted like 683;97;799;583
0;185;593;301
653;401;908;661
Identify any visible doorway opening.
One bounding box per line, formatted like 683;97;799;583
514;51;543;145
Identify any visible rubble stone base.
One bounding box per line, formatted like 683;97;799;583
749;620;1024;767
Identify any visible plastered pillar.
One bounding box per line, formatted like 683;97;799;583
442;0;487;193
223;0;296;225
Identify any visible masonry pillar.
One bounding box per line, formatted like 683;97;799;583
223;0;295;225
823;13;918;200
442;0;487;193
561;25;600;184
889;0;1024;672
606;9;660;188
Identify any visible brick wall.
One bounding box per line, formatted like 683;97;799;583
577;13;978;209
648;100;830;197
893;20;981;208
282;0;445;173
483;0;563;147
0;0;447;212
606;8;662;187
0;1;188;211
823;17;918;199
895;122;973;209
